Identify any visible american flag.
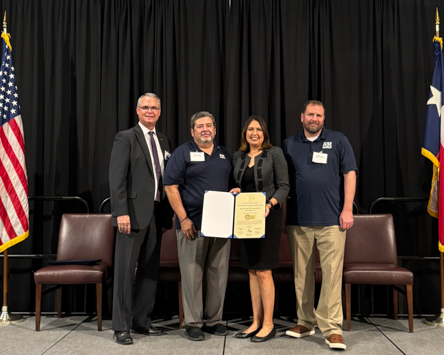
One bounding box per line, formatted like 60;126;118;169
0;32;29;252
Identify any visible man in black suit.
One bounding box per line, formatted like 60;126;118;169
109;93;172;345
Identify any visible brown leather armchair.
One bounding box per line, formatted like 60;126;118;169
34;214;115;331
343;214;414;332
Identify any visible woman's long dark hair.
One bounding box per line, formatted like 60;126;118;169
239;115;272;152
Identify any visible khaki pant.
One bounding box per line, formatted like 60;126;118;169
177;230;231;328
287;225;346;338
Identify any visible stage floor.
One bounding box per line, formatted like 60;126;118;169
2;315;443;354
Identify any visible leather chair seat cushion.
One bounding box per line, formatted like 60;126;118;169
272;268;293;282
228;265;249;282
34;263;111;284
344;263;413;285
158;268;181;282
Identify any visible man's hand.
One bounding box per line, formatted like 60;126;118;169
117;215;131;234
339;210;354;230
181;218;197;240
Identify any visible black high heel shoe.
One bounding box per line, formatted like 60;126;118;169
251;326;276;342
234;327;261;339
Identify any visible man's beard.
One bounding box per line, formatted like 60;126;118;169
197;135;213;144
303;121;323;134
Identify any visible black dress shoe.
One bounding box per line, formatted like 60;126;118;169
234;328;261;339
202;324;228;336
251;327;276;342
132;326;163;336
113;330;133;345
186;327;205;341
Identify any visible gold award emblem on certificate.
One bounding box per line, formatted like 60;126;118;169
233;192;266;239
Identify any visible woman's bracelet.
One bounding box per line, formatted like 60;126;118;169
179;216;188;224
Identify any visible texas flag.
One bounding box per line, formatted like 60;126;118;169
422;38;444;252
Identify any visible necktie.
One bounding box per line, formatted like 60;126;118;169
148;131;162;201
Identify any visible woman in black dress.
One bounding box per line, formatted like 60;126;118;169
230;116;289;342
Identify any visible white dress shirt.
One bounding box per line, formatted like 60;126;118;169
139;122;164;201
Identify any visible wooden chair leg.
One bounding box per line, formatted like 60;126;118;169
407;284;413;333
178;281;184;329
56;287;62;318
96;283;103;331
393;287;398;320
345;283;352;331
35;284;42;331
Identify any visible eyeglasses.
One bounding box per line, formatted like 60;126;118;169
138;106;160;111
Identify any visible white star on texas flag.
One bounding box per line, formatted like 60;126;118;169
427;85;443;117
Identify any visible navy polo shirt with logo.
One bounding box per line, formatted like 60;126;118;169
164;139;232;230
283;128;357;226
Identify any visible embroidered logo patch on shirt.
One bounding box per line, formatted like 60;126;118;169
322;142;332;149
219;154;226;159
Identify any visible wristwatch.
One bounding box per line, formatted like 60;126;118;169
266;201;274;210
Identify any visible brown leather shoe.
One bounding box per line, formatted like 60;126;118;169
325;334;346;350
285;324;315;338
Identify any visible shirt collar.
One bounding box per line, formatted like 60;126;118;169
189;139;218;153
299;127;327;142
138;122;157;136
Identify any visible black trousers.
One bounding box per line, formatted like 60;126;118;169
112;205;162;331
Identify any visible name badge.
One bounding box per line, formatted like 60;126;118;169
190;152;205;162
312;151;328;164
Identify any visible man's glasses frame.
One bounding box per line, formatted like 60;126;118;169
138;106;160;111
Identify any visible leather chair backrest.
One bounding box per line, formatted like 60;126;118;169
279;233;293;267
57;214;114;268
344;214;398;265
160;218;179;265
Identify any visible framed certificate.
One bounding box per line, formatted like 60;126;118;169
233;192;266;239
201;191;266;238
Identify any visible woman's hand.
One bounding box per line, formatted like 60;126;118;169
230;187;241;195
264;204;270;217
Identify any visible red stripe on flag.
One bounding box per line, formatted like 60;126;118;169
0;123;28;195
0;192;18;241
8;117;25;155
0;158;28;232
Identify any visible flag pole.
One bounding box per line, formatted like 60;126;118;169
0;12;23;326
425;7;444;328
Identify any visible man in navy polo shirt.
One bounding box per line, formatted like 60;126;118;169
283;100;357;350
164;111;232;341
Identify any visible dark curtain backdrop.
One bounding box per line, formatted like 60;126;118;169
0;0;442;313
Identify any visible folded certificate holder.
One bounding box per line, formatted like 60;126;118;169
201;191;266;238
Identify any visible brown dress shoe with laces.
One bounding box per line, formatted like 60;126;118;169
325;334;346;350
285;324;315;338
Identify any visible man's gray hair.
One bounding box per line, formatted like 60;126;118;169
190;111;216;129
137;93;161;109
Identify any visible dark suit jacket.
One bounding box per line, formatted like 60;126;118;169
232;146;290;206
109;123;173;230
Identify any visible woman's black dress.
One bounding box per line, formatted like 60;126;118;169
239;166;282;270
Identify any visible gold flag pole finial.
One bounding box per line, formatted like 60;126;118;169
1;12;11;51
433;8;443;49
